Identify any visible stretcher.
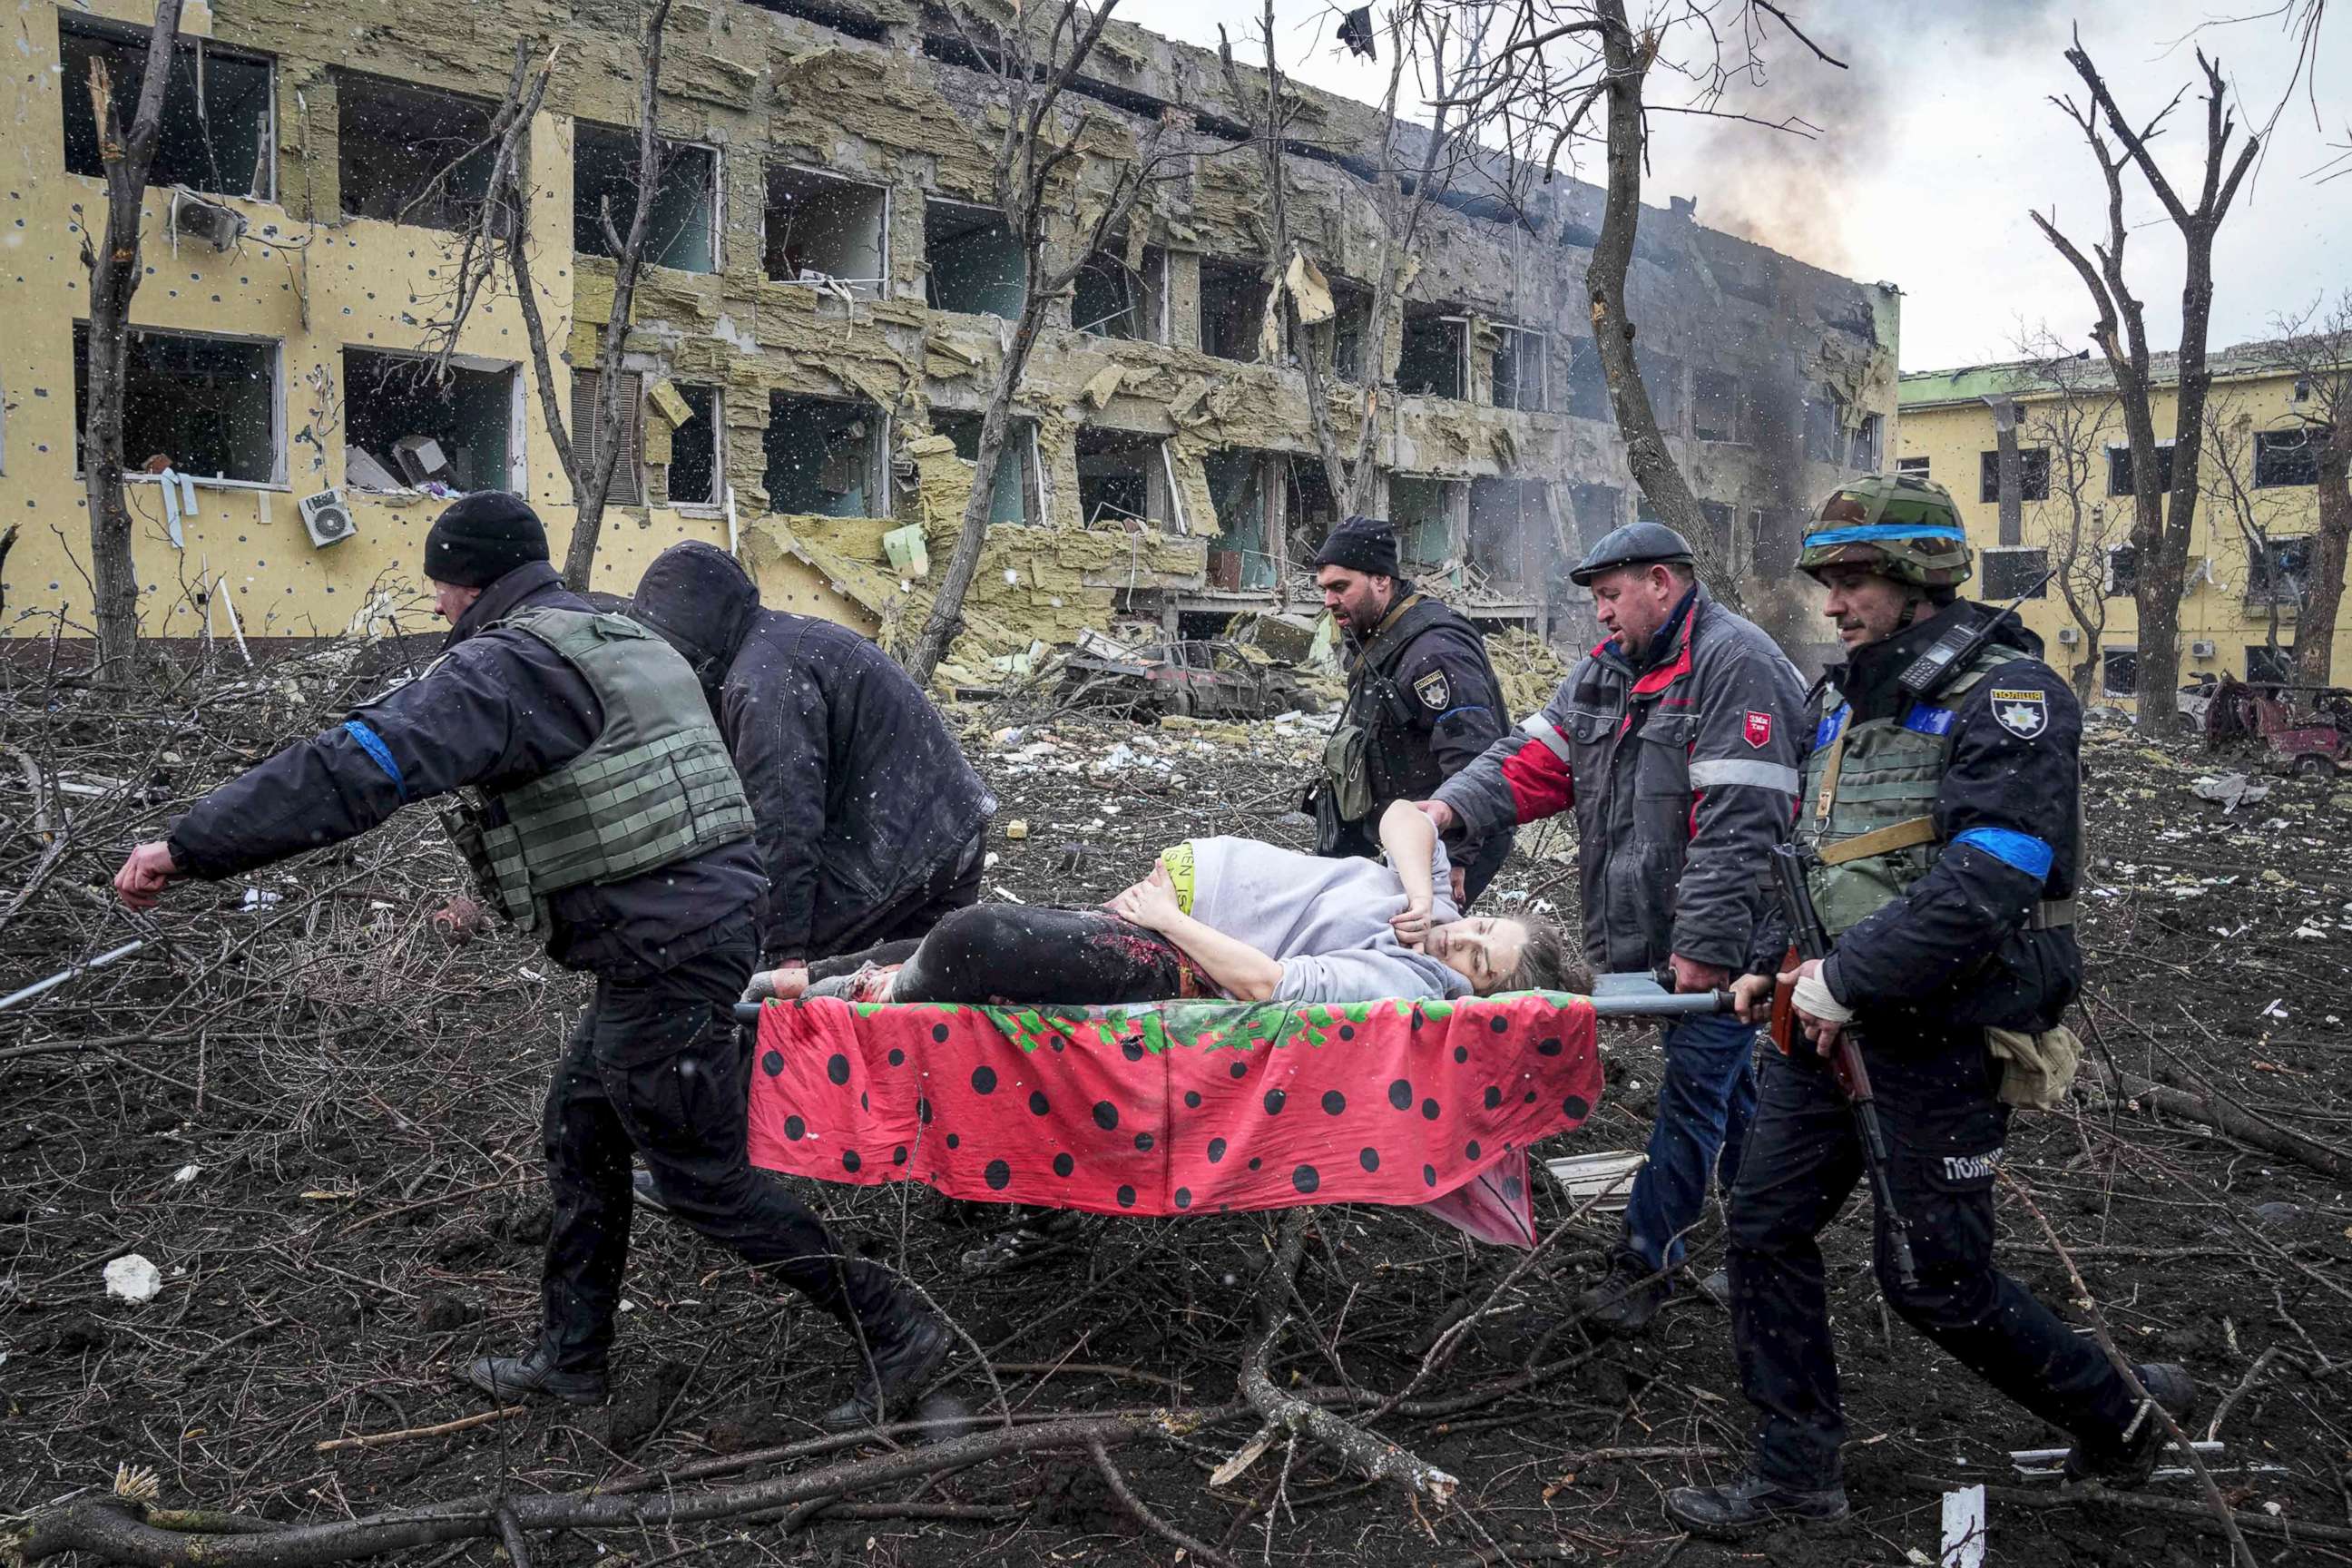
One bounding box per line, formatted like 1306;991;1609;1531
735;979;1729;1247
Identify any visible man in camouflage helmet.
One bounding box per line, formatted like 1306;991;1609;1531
1664;475;2196;1538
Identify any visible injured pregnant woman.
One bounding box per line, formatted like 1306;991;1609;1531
789;800;1579;1006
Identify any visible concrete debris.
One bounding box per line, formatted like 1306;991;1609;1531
103;1254;162;1304
2192;773;2271;813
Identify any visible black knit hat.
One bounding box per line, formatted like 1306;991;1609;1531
1312;514;1401;578
423;492;549;588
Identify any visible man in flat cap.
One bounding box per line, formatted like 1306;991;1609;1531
1307;514;1514;904
113;494;951;1430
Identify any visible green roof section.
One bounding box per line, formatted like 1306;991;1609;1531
1901;338;2299;409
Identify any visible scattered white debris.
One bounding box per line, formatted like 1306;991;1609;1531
103;1254;162;1304
2191;773;2269;812
1940;1484;1987;1568
172;1164;200;1183
240;886;283;911
2260;999;2289;1021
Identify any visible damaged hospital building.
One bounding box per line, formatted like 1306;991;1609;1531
0;0;1898;669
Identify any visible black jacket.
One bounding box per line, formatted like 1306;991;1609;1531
632;544;995;965
1758;603;2082;1034
168;562;764;977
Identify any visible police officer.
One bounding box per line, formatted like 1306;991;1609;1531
113;495;950;1431
1308;514;1514;903
1665;475;2194;1537
1422;521;1804;1330
630;543;995;1000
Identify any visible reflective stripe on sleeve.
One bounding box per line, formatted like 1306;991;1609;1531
1687;757;1800;794
1520;713;1573;762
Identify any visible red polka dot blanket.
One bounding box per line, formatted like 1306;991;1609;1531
744;992;1603;1247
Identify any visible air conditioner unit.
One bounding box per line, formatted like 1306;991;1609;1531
171;191;247;253
298;487;358;549
2190;639;2218;660
2056;626;2081;646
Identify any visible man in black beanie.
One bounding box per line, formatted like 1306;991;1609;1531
1307;514;1514;904
114;495;952;1431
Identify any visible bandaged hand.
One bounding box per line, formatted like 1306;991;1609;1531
1107;858;1183;932
1778;957;1854;1054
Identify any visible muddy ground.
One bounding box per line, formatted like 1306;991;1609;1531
3;650;2349;1568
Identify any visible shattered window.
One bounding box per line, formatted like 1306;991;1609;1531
1981;545;2049;599
1567;482;1622;551
572;368;644;507
2254;428;2322;488
2246;644;2295;683
1390;475;1461;578
1634;348;1684;434
1467;477;1549;597
1199;257;1269;362
59;18;272;201
936;411;1039;525
1978;447;2051;504
1849;413;1882;471
1328;278;1372;383
926;201;1026;318
337;74;497;230
1285;456;1338;562
1803;389;1843;464
73;323;277;485
574;125;717;272
1076;426;1174;529
2101;646;2137;697
344;349;516;495
1398;309;1465;399
2106;442;2175;497
1204;450;1273;588
1073;247;1162;341
1896;455;1930;479
665;384;721;507
1694;370;1742;444
2104;542;2138;598
765;392;884;516
2247;535;2313;606
1698;500;1734;559
767;167;889;296
1491;326;1548;413
1564;338;1612;421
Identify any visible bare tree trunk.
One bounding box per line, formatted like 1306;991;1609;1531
562;0;675;591
77;0;189;673
1587;0;1744;612
2298;430;2350;685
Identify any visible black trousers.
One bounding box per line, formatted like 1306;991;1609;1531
540;930;887;1371
818;905;1192;1004
1726;1028;2136;1488
806;834;986;963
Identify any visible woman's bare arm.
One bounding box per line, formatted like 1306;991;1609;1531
1379;799;1436;949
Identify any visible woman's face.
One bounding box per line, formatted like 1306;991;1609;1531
1428;917;1530;994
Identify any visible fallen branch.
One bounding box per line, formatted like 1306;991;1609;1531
2085;1053;2350;1181
1089;1439;1236;1568
315;1406;529;1454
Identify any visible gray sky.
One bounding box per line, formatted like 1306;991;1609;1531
1125;1;2347;372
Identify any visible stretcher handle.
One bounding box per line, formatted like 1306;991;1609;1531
732;989;1735;1029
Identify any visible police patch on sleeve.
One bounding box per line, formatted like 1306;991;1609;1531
1414;670;1451;710
1991;688;2048;739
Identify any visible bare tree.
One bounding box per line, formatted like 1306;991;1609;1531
415;2;677;593
2014;335;2126;699
2033;36;2258;734
76;0;190;671
903;0;1179;684
2271;295;2351;682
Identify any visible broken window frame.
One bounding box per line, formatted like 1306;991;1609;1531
2246;643;2296;683
573;367;646;507
1633;347;1685;435
935;410;1045;526
2254;427;2324;488
924;198;1028;318
1849;413;1883;471
1563;337;1612;422
1283;454;1338;566
764;391;890;518
343;347;524;496
765;164;892;299
2103;540;2138;598
1388;473;1467;583
1489;324;1549;413
1075;425;1181;534
1693;369;1744;445
2245;534;2314;607
573;122;720;274
2100;646;2138;699
1197;255;1270;363
1465;476;1553;603
336;72;500;231
74;321;285;489
1978;447;2052;504
739;0;889;43
2105;440;2176;497
57;15;276;203
662;383;724;511
1896;454;1931;479
1202;448;1277;590
1979;544;2050;600
1397;309;1469;400
1325;277;1373;384
1073;245;1165;342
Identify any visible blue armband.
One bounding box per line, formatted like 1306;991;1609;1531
341;720;407;802
1951;826;2052;879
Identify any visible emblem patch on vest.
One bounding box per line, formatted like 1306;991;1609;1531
1414;670;1451;710
1990;688;2048;740
1742;710;1772;749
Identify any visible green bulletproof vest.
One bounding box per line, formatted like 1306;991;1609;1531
1796;642;2076;940
441;607;754;934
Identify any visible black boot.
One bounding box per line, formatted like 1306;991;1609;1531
464;1348;608;1406
820;1277;953;1431
2063;1363;2200;1486
1663;1471;1849;1538
1576;1250;1671;1335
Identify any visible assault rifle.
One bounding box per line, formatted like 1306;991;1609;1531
1769;842;1918;1289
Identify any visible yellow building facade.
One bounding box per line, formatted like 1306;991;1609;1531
1898;343;2345;705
